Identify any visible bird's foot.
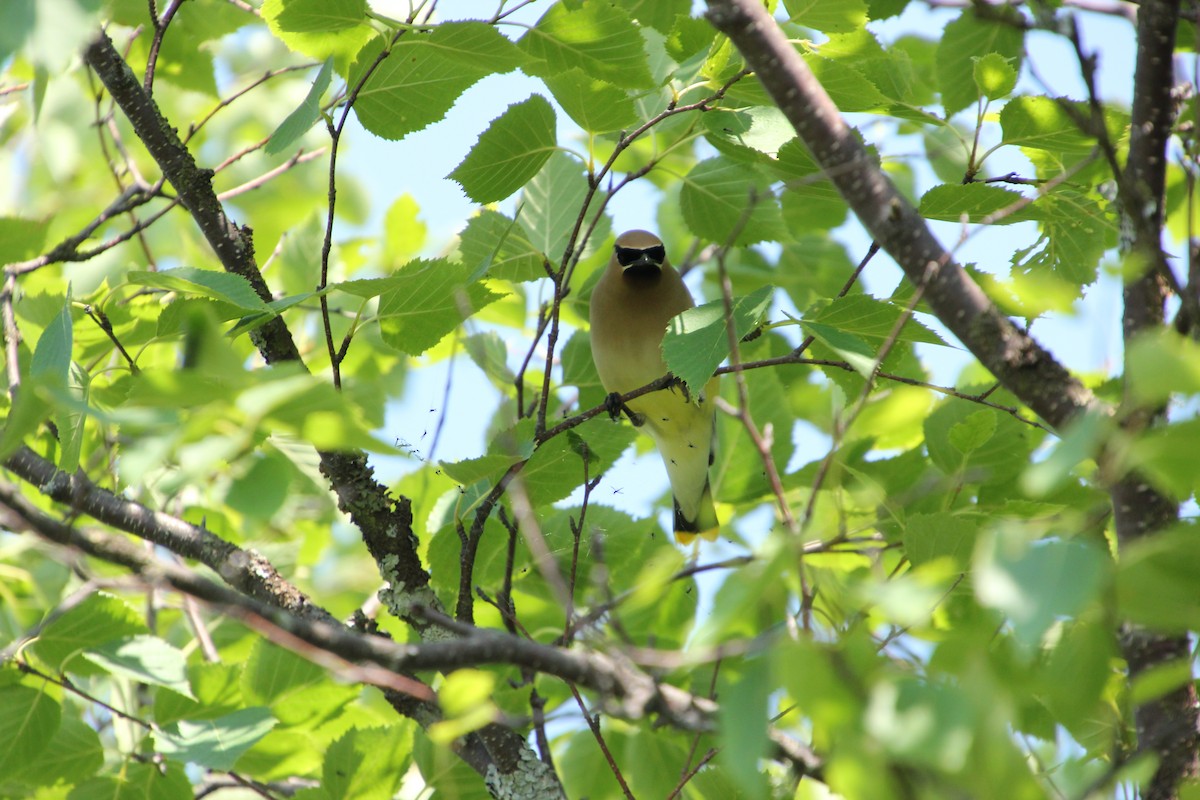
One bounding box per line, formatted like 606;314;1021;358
666;374;691;403
604;392;645;427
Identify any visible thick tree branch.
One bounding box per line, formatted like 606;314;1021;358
80;28;436;632
2;445;325;620
1111;2;1198;798
79;29;551;794
0;480;709;732
5;483;819;783
83;30;300;366
703;0;1094;431
0;473;565;791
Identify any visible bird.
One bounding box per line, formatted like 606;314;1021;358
589;229;720;544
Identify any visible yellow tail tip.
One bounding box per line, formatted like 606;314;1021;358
674;526;719;546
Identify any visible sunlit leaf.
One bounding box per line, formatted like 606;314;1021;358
662;285;773;393
935;9;1024;115
519;2;653;89
542;69;638;134
449;95;558;204
679;157;784;245
82;636;196;699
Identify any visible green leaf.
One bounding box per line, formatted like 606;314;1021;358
52;362;90;473
323;727;412;800
662;285;774;393
10;715;103;787
154;662;245;726
679;157;784;245
1129;418;1200;498
423;20;527;74
1127;329;1200;405
11;0;104;73
806;294;947;347
819;29;919;105
441;452;521;488
999;95;1116;154
518;151;600;268
519;2;653;89
975;531;1106;648
924;399;1032;484
866;677;975;771
1021;407;1108;496
562;330;606;410
0;0;34;66
704;106;797;162
429;670;497;743
919;182;1039;225
803;53;889;112
936;10;1024;115
776;138;849;232
801;293;945;377
974;52;1017;99
542;68;638;134
382;193;427;267
903;512;979;569
242;640;324;705
949;409;998;454
804;322;875;376
349;23;524;141
783;0;869;33
128;268;272;313
718;659;771;800
458;209;545;282
371;259;503;356
69;759;192;800
1040;621;1115;731
449;95;558;204
1117;524;1200;632
31;592;148;672
0;684;60;780
268;0;365;33
1130;658;1194;707
521;418;636;507
156;708;276;770
261;0;373;63
0;216;49;263
82;636;196;699
30;290;73;384
1012;190;1112;285
463;331;516;387
265;57;333;156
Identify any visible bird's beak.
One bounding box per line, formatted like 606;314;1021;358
622;255;661;272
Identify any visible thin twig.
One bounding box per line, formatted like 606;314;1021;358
2;273;22;401
144;0;186;94
569;683;636;800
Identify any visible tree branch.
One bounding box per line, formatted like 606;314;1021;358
79;28;554;794
1110;2;1198;797
703;0;1094;432
83;30;301;366
2;445;325;619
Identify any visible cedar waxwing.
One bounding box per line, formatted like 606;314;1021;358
589;230;720;544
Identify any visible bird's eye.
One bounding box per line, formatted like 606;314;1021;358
615;246;643;266
644;245;665;264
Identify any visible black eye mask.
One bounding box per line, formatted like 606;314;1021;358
614;244;666;267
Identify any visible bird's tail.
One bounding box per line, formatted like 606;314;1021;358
674;481;719;545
